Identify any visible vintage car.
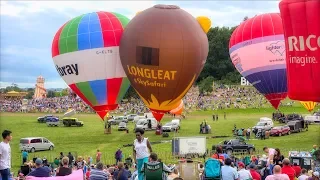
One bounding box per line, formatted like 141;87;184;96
212;139;255;155
305;112;320;124
280;114;304;123
270;125;291;136
62;118;84;127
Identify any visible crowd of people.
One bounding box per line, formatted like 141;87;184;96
0;86;280;114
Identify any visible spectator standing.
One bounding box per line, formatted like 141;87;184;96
67;152;74;167
298;168;309;180
27;158;51;177
90;162;108;180
274;148;285;167
133;128;152;180
265;165;289;180
22;150;28;165
0;130;12;180
96;149;102;163
56;156;72;176
221;158;239;180
281;158;296;180
115;148;123;164
263;147;276;175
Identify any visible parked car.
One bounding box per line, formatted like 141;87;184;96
37;115;56;123
305;112;320;124
133;116;145;123
46;117;60;127
162;119;181;132
280;113;304;123
126;114;138;121
270;125;291;136
135;118;158;130
62;118;83;127
108;116;128;125
212;139;255;155
252;121;273;134
19;137;54;153
118;122;128;131
287;120;306;133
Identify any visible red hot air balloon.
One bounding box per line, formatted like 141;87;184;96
229;13;287;109
279;0;320;102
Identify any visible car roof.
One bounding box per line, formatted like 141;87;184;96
20;137;46;139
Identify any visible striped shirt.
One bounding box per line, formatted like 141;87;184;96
89;169;108;180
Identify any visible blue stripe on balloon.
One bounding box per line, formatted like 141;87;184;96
89;79;107;105
229;35;284;54
78;13;91;50
88;12;103;49
77;12;103;50
245;68;287;95
242;64;286;77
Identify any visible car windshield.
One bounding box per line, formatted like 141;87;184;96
137;120;145;125
313;112;320;116
20;139;29;144
257;122;266;126
164;123;173;126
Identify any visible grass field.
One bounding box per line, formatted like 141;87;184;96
1;106;319;173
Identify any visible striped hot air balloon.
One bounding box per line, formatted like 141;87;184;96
300;101;317;112
51;12;131;120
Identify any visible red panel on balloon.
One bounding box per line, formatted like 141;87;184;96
279;0;320;102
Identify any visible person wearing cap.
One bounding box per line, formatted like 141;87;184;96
26;158;51;177
281;158;296;180
249;164;261;180
307;172;319;180
237;162;252;180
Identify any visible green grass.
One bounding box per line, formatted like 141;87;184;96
0;107;319;173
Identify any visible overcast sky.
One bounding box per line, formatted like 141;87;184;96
0;1;280;88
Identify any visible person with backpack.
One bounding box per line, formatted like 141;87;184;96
211;146;227;164
221;158;239;180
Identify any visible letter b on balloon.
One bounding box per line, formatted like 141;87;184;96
279;0;320;102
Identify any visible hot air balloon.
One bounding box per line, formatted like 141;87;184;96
300;101;317;112
51;12;131;120
229;13;287;109
119;5;210;121
279;0;320;102
170;100;184;115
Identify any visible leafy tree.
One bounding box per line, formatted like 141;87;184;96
25;91;34;99
199;76;214;94
4;83;22;92
47;90;55;98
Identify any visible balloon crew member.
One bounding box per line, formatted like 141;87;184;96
133;128;152;180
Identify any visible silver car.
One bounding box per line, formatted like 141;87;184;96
20;137;55;153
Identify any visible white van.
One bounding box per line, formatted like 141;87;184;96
19;137;55;153
136;118;158;130
133;116;145;123
259;117;274;127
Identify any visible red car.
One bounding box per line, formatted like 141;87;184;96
270;125;291;136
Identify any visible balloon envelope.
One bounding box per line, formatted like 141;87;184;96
170;100;184;115
229;13;287;109
279;0;320;102
52;12;131;120
119;5;209;121
300;101;317;112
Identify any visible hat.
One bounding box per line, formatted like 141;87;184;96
249;164;256;169
35;158;43;165
238;162;245;167
313;172;319;177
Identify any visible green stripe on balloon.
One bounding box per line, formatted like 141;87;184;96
116;77;130;102
76;82;98;106
112;12;130;28
58;14;84;54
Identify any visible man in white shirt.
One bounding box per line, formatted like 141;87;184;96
265;165;290;180
0;130;12;180
264;146;276;175
238;162;252;180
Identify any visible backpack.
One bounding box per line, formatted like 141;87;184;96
212;153;225;163
204;158;221;178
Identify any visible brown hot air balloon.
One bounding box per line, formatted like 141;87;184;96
119;4;210;121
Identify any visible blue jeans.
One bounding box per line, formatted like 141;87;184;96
268;164;274;175
0;168;10;180
137;157;149;180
